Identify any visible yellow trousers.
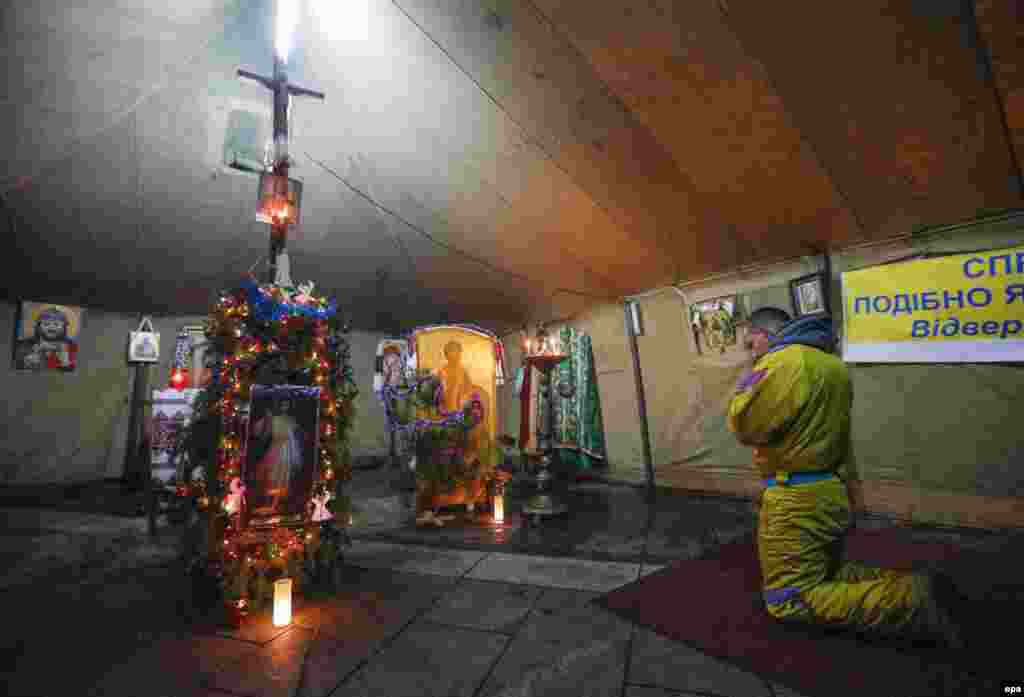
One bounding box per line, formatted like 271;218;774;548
759;476;938;639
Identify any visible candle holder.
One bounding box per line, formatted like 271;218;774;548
522;325;569;523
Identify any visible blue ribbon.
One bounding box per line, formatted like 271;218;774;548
763;587;803;606
252;385;322;401
241;277;338;322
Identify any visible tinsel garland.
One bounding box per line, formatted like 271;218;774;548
378;367;494;495
241;276;337;322
175;275;359;612
379;372;482;435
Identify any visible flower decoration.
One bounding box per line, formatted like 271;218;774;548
224;476;246;515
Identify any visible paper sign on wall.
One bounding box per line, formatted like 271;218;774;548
841;244;1024;363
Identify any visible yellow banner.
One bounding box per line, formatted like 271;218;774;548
841;244;1024;363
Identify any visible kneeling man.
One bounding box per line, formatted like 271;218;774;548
729;308;961;647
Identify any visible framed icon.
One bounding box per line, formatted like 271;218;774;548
790;273;828;318
689;295;743;356
13;302;84;372
241;385;322;529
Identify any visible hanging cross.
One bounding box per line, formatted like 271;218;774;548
238;49;325;284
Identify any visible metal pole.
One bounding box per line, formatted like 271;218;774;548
272;55;290;163
268;221;286;284
822;249;833;314
124;359;150;485
625;302;655;498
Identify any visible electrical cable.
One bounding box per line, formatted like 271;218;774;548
390;0;684;272
299;149;616;301
6;4;621;315
1;11;228;197
413;129;625;295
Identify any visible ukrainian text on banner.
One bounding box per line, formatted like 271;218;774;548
841;245;1024;363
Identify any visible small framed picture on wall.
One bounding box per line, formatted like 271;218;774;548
789;273;828;318
689;295;744;357
13;302;84;372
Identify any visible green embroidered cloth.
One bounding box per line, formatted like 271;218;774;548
536;327;607;472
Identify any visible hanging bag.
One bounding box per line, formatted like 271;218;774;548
128;316;160;363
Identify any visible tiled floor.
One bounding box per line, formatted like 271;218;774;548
1;466;1015;697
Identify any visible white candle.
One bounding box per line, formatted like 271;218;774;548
494;493;505;524
272;578;293;627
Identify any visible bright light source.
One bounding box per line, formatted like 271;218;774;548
273;577;293;627
170;368;188;390
493;493;504;524
276;0;302;62
312;0;370;42
256;172;303;227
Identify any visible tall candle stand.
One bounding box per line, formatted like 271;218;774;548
522;327;571;523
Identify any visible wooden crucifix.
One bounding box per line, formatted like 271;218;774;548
238;53;325;284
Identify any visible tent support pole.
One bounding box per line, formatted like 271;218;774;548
625;302;655;499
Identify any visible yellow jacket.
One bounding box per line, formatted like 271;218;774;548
728;318;851;479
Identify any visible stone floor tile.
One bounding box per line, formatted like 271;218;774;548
505;523;578;557
623;687;690;697
478;588;632;697
645;497;757;564
629;628;769;696
358;517;524;548
331;623;508;697
10;576;189;697
95;685;229;697
639;563;665;578
300;584;433;641
769;681;814;697
88;634;260;697
468;552;639;591
207;626;314;697
570;531;647;559
348;495;410;533
424;578;543;633
291;569;458;697
343;540;488;577
215;610;295;645
298;633;382;697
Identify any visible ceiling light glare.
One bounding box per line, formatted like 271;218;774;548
312;0;370;43
276;0;302;62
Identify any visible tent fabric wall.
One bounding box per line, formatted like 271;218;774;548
498;332;523;446
832;213;1024;529
0;301;391;485
567;211;1023;529
0;305;208;484
572;303;644;482
632;290;714;487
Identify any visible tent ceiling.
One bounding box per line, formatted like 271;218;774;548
2;0;1021;334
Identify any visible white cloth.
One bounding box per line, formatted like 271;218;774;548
274;250;293;287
